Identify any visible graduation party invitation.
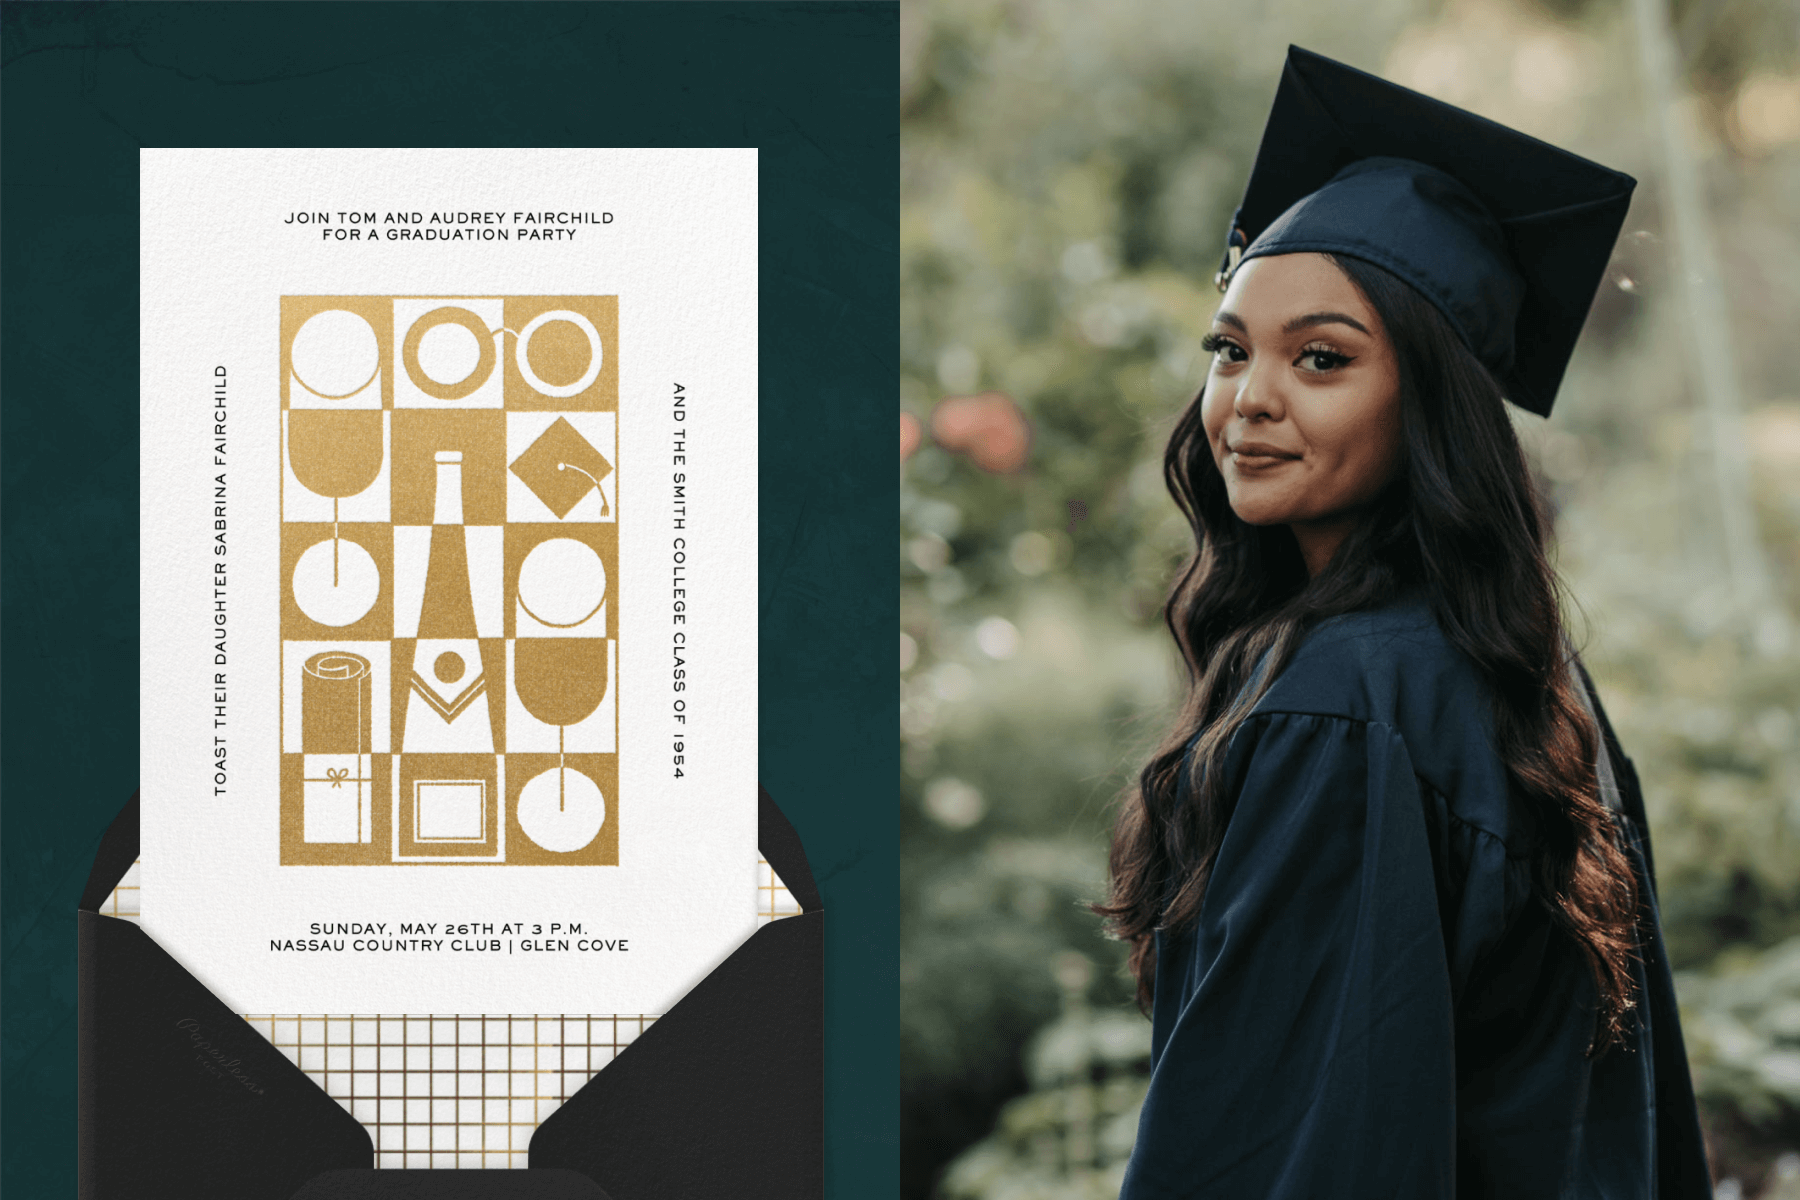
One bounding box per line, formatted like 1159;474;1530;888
139;148;758;1016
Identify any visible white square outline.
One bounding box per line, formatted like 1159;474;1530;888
392;757;507;862
412;779;487;843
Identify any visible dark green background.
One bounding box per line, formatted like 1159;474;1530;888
0;3;897;1195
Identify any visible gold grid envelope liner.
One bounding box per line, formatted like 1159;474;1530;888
104;859;802;1169
280;296;619;869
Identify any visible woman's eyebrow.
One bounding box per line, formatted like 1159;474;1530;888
1209;310;1371;336
1282;311;1370;335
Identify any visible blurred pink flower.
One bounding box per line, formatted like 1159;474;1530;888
901;411;924;462
929;391;1032;474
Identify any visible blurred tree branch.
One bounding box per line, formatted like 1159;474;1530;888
1630;0;1793;654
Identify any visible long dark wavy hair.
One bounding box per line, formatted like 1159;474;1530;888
1095;252;1641;1055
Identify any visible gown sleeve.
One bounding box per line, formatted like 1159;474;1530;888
1578;666;1716;1197
1120;712;1459;1200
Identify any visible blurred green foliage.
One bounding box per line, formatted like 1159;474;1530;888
937;954;1153;1200
900;0;1800;1195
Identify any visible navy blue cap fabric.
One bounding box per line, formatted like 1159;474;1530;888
1220;46;1637;416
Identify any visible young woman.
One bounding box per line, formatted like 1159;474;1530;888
1100;49;1713;1198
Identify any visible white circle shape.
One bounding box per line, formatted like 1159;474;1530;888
416;321;483;386
515;310;603;398
517;767;606;853
517;538;606;629
292;538;381;627
290;309;380;399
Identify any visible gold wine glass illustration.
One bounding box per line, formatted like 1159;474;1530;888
287;305;385;628
288;409;385;626
513;537;608;853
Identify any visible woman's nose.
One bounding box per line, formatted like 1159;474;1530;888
1233;365;1280;422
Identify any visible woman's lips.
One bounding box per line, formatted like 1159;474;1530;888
1227;441;1300;468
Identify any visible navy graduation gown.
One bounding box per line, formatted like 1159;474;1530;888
1119;600;1712;1199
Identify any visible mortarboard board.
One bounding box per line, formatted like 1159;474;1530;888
1217;45;1636;417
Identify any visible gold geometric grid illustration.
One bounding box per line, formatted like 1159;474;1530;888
281;297;619;866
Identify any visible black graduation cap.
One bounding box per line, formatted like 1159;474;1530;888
1218;45;1636;417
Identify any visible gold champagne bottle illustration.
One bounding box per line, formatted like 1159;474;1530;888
401;451;495;753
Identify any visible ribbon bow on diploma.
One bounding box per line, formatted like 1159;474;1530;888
325;768;350;788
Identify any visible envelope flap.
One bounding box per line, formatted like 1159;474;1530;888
759;785;820;913
292;1168;612;1198
80;790;141;913
528;914;823;1198
79;909;372;1198
80;786;821;1196
529;788;823;1198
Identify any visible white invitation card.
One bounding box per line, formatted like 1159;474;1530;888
140;148;757;1015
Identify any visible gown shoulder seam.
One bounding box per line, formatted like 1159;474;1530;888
1244;706;1370;726
1246;710;1523;854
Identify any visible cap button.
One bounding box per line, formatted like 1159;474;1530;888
1214;224;1247;292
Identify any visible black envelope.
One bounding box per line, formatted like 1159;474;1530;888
78;787;822;1200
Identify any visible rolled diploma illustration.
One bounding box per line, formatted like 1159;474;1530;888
302;651;373;842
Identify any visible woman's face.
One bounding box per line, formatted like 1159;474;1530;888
1199;253;1403;572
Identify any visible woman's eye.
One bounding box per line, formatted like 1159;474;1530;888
1297;347;1352;373
1200;333;1246;363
